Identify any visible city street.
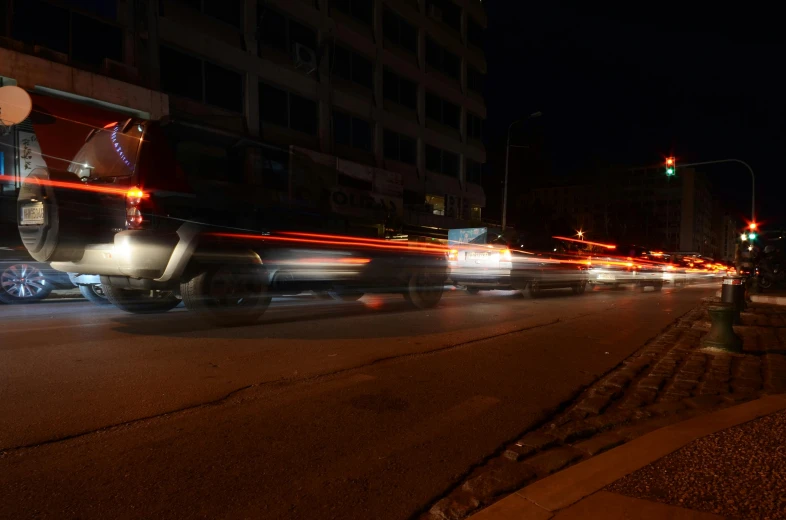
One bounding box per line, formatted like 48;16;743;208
0;283;717;520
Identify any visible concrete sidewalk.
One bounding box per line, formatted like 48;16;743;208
467;395;786;520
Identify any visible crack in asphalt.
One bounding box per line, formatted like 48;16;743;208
0;307;615;455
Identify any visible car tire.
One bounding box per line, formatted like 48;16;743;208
181;264;270;326
466;286;481;295
403;269;444;309
0;263;54;304
572;281;587;295
652;282;664;291
529;281;542;298
102;285;180;314
78;284;111;305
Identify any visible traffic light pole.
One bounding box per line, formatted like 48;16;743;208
677;159;755;223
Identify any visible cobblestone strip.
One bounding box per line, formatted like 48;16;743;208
421;302;786;520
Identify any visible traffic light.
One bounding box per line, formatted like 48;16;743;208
749;233;757;241
665;157;675;176
749;222;757;231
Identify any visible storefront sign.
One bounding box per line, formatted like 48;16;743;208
17;130;47;179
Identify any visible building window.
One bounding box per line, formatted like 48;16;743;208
383;69;417;109
160;46;244;112
425;145;459;177
466;159;482;184
425;194;445;215
470;204;481;221
383;129;416;164
425;92;460;129
331;0;373;25
467;66;484;94
259;83;318;135
184;0;243;27
383;6;417;54
332;46;373;89
425;37;460;80
467;113;483;140
11;0;123;67
467;17;483;48
258;8;317;55
333;111;372;152
426;0;460;33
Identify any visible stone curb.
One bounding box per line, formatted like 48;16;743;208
467;394;786;520
751;294;786;306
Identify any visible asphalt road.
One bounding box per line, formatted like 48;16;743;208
0;283;717;520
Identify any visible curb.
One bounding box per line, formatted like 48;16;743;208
713;289;786;306
467;394;786;519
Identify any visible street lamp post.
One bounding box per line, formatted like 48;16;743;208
502;111;542;230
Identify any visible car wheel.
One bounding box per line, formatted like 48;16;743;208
572;281;587;295
78;284;111;305
466;286;481;295
652;282;664;291
181;264;270;326
0;263;54;304
403;270;444;309
102;284;180;314
528;281;542;298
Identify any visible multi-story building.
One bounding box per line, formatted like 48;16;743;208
523;166;735;257
0;0;487;238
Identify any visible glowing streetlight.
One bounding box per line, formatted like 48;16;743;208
576;230;584;240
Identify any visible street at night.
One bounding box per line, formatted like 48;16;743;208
1;285;716;519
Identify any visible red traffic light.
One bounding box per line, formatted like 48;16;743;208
665;157;674;166
749;222;757;230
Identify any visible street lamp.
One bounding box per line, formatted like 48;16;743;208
576;230;584;240
503;111;542;230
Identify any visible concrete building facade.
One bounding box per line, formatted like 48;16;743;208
0;0;487;236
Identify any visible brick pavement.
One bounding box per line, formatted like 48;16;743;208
422;301;786;520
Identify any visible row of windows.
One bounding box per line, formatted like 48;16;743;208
159;45;484;139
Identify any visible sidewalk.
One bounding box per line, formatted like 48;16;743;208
424;300;786;520
467;397;786;519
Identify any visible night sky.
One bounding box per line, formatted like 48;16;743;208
482;1;785;228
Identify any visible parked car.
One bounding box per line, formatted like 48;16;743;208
0;243;75;304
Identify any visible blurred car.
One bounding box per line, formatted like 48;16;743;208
588;244;664;291
0;243;75;304
449;234;588;297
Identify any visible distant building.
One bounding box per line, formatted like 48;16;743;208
0;0;487;238
524;166;740;258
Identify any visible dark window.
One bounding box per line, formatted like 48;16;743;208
160;46;203;102
11;0;122;65
333;111;372;152
331;0;372;25
205;62;243;112
338;173;373;191
71;13;123;66
383;129;416;164
259;82;317;135
425;92;459;129
332;46;373;89
160;46;244;112
425;145;458;177
259;8;317;55
467;113;483;140
425;37;460;79
383;7;417;53
198;0;243;27
383;69;417;109
467;17;483;48
71;0;118;19
426;0;460;33
466;159;482;184
467;66;484;93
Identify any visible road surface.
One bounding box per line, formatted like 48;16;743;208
0;283;716;519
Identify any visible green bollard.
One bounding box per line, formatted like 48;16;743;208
701;303;743;353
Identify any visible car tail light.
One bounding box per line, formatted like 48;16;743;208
126;187;149;230
501;249;512;262
448;249;459;262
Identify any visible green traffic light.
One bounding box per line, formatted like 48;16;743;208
749;233;757;240
665;168;675;176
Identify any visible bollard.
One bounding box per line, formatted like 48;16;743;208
701;303;743;353
721;276;745;323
